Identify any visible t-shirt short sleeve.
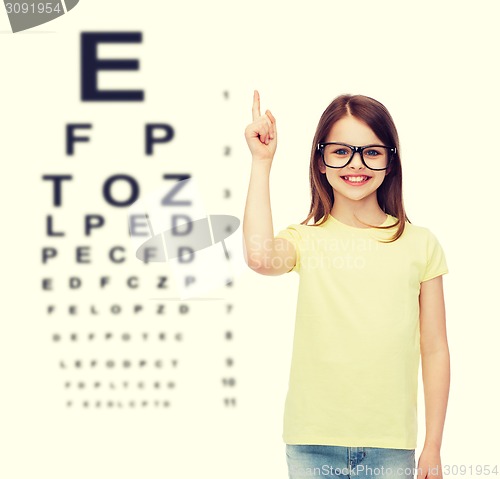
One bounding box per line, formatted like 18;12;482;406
421;229;449;282
275;224;302;274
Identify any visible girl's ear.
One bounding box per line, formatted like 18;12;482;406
318;158;326;174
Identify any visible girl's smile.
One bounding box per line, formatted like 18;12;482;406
340;175;372;185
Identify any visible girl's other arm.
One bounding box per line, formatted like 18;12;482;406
242;91;297;276
417;275;449;479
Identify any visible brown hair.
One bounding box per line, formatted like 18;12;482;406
301;94;410;242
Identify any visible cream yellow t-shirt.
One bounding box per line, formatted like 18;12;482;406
275;213;449;450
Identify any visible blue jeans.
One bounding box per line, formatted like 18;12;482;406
286;445;416;479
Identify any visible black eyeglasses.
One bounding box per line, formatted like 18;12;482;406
317;142;396;171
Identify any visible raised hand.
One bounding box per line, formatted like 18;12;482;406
244;90;277;162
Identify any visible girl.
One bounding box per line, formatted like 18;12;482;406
243;91;449;479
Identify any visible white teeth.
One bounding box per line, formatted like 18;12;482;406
343;176;369;182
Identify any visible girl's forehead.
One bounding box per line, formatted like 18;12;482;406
325;116;382;144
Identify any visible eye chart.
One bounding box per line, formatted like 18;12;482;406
0;15;296;479
2;2;500;479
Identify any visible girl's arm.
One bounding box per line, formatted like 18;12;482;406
418;274;450;479
242;91;296;276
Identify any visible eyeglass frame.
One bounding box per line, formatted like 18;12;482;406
317;142;396;171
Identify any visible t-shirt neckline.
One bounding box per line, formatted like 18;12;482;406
327;213;396;231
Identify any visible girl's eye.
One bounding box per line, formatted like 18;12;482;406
333;149;349;156
365;149;381;157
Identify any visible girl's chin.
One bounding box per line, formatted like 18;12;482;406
330;183;379;200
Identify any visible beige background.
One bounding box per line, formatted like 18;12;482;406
1;1;499;478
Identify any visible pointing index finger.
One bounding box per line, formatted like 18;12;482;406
252;90;261;121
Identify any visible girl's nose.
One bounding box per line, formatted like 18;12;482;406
349;151;365;168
